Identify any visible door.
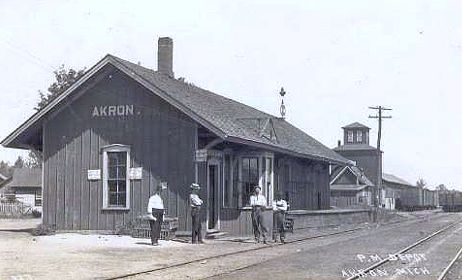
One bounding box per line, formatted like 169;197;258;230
207;164;219;230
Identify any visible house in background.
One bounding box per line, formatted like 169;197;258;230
0;168;42;207
1;37;348;235
330;165;374;208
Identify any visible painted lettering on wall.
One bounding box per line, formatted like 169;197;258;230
92;105;134;117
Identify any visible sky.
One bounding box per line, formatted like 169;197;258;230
0;0;461;190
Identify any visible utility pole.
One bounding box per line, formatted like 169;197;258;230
369;106;392;220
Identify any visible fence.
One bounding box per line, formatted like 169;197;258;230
0;201;29;216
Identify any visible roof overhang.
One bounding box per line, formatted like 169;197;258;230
330;185;369;191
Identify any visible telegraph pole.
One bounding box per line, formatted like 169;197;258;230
369;106;392;220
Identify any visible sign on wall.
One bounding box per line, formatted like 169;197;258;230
129;167;143;180
92;105;135;117
87;169;101;180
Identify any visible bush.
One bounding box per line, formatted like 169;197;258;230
31;209;42;218
31;224;55;236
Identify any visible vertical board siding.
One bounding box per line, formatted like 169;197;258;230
73;133;82;229
43;68;195;231
80;128;91;229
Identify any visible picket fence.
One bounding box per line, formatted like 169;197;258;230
0;202;28;215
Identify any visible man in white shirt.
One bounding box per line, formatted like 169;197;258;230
272;192;288;244
190;183;204;244
250;185;267;243
147;184;165;246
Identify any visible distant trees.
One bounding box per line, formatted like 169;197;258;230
14;156;25;168
436;184;448;192
35;65;85;111
18;65;86;167
0;160;13;177
416;178;427;188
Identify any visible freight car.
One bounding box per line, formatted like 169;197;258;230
393;187;439;211
439;191;462;212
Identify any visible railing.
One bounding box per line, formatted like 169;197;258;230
0;201;29;216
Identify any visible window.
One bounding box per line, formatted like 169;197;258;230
357;131;363;143
102;145;130;209
241;157;259;207
237;154;274;207
347;130;354;143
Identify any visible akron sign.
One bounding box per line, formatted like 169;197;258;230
92;105;135;117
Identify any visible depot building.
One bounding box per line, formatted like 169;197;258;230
1;37;348;236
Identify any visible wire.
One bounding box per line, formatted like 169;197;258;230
0;38;57;72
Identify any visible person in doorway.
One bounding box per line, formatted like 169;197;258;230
250;185;267;244
190;183;204;244
272;191;288;244
147;184;166;246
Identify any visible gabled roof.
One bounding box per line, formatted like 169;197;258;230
2;168;41;188
382;173;413;187
342;122;370;129
331;165;374;186
2;54;349;165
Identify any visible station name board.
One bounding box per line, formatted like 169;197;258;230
92;105;135;117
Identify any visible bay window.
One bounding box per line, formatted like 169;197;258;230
236;153;274;208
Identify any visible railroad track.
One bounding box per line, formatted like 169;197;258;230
105;226;364;280
346;219;462;280
104;214;448;280
437;246;462;280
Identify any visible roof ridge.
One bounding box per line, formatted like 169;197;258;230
109;54;278;119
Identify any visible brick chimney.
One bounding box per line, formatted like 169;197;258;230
157;37;174;78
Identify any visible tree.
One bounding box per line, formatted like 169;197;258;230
34;65;85;111
25;151;42;168
436;184;448;192
0;161;13;177
416;178;426;188
13;156;25;168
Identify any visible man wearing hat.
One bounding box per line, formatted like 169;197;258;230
190;183;204;244
147;183;166;246
250;185;268;243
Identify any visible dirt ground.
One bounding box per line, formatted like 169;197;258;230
0;218;261;280
0;211;440;280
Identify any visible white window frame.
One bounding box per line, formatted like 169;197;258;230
260;153;274;206
357;131;363;143
347;130;354;143
102;144;131;210
237;152;274;208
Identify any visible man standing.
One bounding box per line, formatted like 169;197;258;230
190;183;204;244
250;185;267;244
147;184;165;246
272;192;288;244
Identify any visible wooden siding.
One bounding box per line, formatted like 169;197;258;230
42;67;196;231
275;157;330;211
